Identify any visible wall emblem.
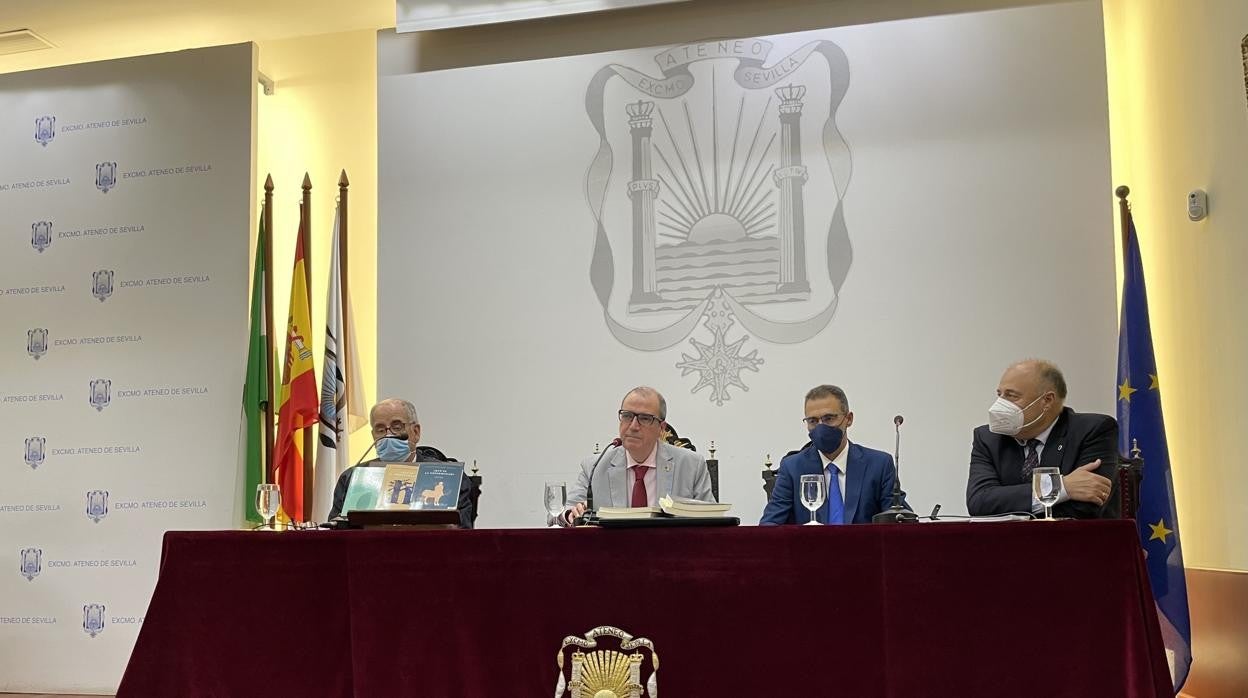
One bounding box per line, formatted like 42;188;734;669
95;162;117;193
27;327;49;360
554;625;658;698
20;547;42;581
585;38;854;404
31;221;53;253
83;603;106;637
34;115;55;147
92;269;114;302
89;378;111;412
25;436;46;469
86;490;110;523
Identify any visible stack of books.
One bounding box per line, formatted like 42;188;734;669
659;495;732;518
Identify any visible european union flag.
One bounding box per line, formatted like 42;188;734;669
1116;207;1192;692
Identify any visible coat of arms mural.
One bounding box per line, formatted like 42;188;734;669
585;37;855;405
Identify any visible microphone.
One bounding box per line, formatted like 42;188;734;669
351;438;380;468
577;438;622;525
872;414;919;523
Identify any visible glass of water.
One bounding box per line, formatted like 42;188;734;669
255;483;281;530
544;481;567;524
1032;467;1061;520
799;474;827;525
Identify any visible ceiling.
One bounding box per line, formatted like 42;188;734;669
0;0;394;74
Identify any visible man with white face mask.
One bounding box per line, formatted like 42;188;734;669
326;398;476;527
967;359;1118;518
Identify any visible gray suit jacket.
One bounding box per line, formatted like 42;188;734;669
566;442;716;507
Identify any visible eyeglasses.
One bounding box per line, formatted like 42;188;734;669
619;410;662;427
802;413;844;427
371;421;413;437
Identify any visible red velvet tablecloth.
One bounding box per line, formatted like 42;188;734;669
117;521;1173;697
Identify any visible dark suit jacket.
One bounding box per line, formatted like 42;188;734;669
966;406;1119;519
327;446;475;528
760;442;907;525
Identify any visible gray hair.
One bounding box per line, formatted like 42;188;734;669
624;386;667;420
804;384;849;413
371;398;419;425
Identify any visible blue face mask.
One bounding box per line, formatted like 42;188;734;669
809;423;844;455
375;436;411;462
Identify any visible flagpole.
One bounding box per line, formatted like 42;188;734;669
1115;184;1130;260
301;173;314;518
263;174;276;484
338;169;350;452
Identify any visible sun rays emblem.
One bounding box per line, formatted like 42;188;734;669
586;37;854;404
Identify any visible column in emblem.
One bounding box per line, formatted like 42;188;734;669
626;100;662;305
774;85;811;293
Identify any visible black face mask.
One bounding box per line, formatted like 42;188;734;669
809;423;844;455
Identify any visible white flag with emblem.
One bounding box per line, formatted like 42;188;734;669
312;203;367;521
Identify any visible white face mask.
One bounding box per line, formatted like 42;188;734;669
987;393;1049;436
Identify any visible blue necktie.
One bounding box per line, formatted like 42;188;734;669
823;464;845;525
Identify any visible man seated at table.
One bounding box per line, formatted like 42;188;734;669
560;386;715;525
327;398;475;528
761;384;906;525
967;359;1118;518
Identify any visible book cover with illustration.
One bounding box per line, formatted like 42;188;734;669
409;463;465;510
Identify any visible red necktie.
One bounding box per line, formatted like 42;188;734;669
631;466;648;507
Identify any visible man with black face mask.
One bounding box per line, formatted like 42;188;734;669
967;359;1118;519
325;398;476;528
760;385;906;525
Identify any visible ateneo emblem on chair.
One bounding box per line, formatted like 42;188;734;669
553;626;658;698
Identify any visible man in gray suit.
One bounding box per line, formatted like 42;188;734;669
560;386;715;525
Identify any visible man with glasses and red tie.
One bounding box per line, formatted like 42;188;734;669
760;384;906;525
326;398;476;528
561;386;715;525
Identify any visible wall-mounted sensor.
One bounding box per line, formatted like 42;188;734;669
1188;189;1208;221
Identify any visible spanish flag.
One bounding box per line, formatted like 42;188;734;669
273;216;318;522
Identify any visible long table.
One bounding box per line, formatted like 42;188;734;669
117;521;1173;697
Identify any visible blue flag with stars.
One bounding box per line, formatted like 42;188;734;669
1116;212;1191;692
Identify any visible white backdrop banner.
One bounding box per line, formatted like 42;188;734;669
0;44;254;693
377;2;1116;527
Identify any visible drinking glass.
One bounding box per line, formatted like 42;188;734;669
799;474;827;526
544;482;567;524
1032;467;1062;520
256;483;281;530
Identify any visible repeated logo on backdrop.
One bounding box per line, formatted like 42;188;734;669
88;379;111;412
34;116;55;147
85;491;109;523
82;603;105;638
31;221;52;253
24;437;45;469
94;163;117;193
91;269;113;302
26;328;48;360
20;548;41;581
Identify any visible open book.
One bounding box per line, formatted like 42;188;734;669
659;495;732;518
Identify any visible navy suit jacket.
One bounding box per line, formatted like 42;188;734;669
760;442;907;525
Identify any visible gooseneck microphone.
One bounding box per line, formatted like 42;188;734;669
872;414;919;523
578;438;622;525
351;439;380;468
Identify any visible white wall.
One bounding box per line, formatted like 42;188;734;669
377;1;1117;527
0;44;254;693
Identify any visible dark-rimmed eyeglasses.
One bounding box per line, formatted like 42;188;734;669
619;410;662;427
371;421;413;437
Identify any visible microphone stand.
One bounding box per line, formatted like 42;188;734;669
576;439;620;526
873;415;919;524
